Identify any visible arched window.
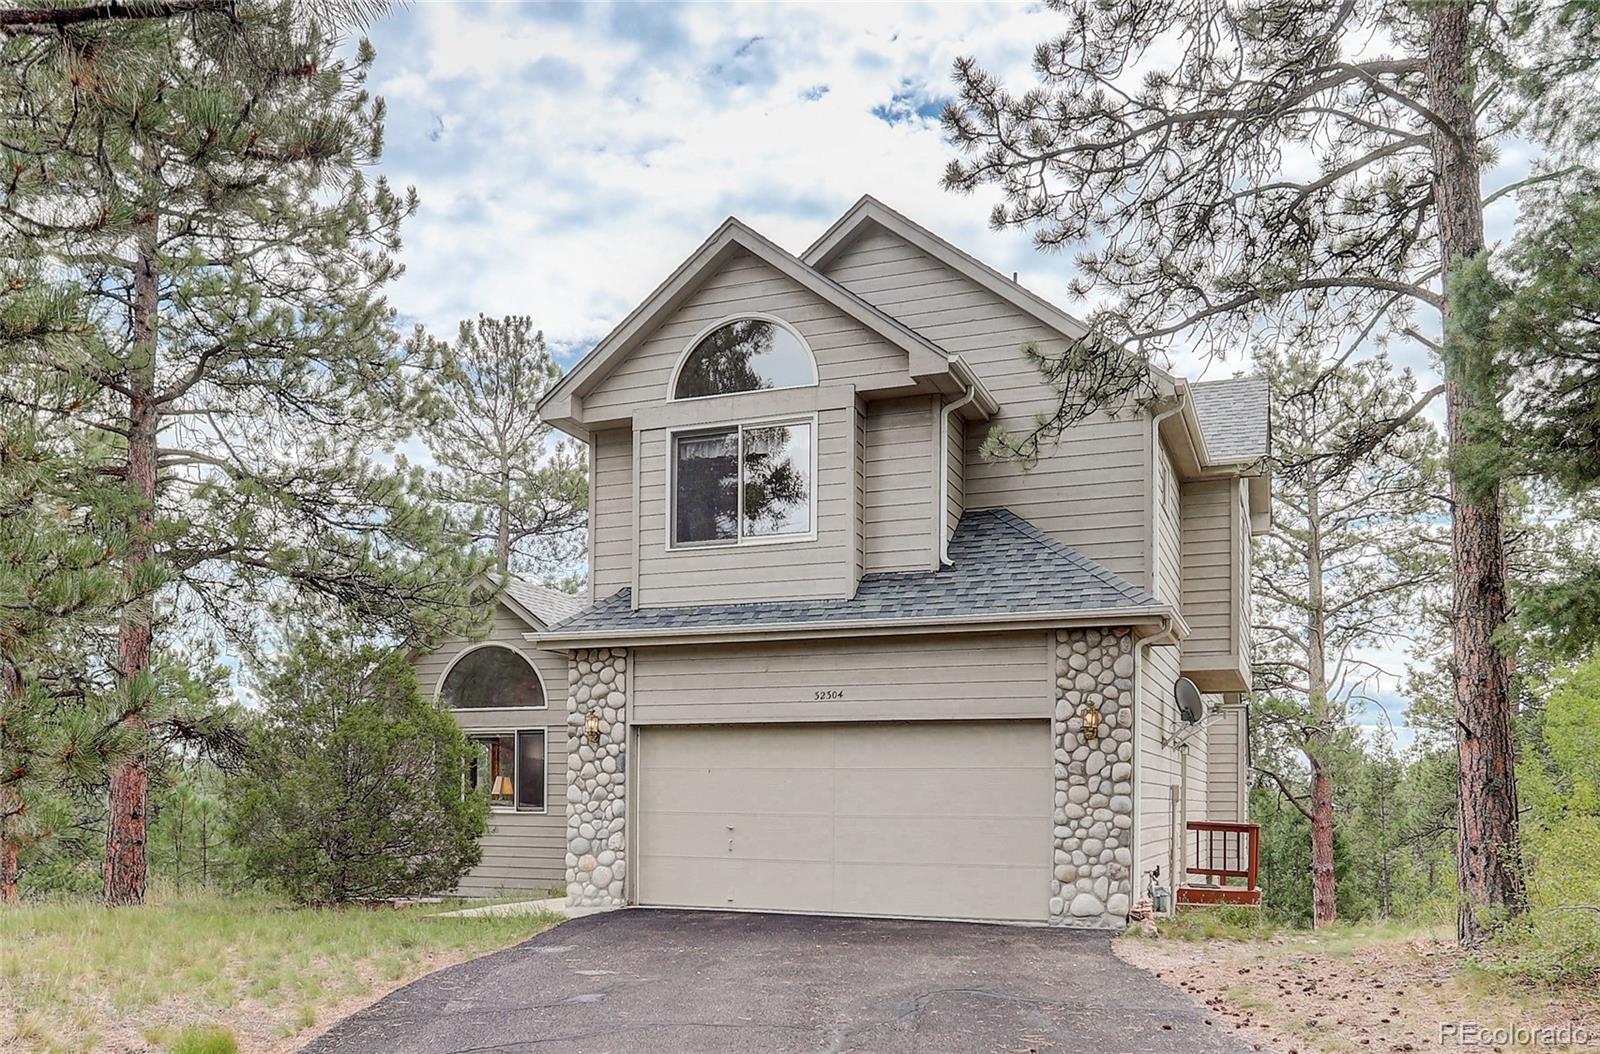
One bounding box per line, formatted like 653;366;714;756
672;317;818;400
440;645;545;710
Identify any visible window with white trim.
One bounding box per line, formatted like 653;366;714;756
672;318;817;399
440;645;545;710
465;729;546;811
672;420;813;546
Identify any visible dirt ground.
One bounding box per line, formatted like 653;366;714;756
1115;927;1599;1054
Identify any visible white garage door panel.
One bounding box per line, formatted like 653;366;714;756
835;768;1046;817
833;861;1045;919
640;811;835;861
640;765;833;815
637;720;1051;922
833;816;1046;867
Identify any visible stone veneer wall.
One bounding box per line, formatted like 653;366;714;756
565;647;628;907
1051;627;1136;928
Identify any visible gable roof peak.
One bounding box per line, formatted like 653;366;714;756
536;211;964;438
804;195;1092;344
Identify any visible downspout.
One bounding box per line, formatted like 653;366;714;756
1147;388;1188;594
938;371;979;566
1136;390;1190;916
1131;614;1181;916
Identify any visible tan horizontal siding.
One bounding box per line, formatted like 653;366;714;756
1186;700;1213;828
1206;704;1246;822
631;632;1051;725
582;249;909;420
823;227;1153;582
1154;442;1182;605
1181;479;1235;661
634;405;853;606
864;396;937;572
591;428;633;602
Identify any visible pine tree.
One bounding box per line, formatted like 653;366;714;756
941;0;1599;944
227;612;488;903
409;315;587;577
1;4;488;905
1250;346;1445;927
0;360;120;903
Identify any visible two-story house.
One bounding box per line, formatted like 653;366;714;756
416;197;1269;929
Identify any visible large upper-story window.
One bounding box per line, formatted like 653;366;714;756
673;419;814;546
672;317;818;400
439;645;546;710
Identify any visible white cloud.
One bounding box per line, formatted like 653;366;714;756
364;1;1079;361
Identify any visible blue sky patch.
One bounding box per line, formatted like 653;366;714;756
871;80;949;126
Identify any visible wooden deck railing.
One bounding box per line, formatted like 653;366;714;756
1178;820;1261;907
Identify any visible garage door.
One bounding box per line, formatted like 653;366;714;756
635;721;1052;922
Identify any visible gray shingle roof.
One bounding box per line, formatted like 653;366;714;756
1190;376;1270;463
541;508;1158;639
504;577;585;627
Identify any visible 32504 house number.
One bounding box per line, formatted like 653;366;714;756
814;689;845;701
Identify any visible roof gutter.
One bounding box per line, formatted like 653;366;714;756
531;603;1189;651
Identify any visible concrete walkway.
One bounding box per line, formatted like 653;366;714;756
303;909;1251;1054
433;897;615;919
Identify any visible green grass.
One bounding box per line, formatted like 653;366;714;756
165;1025;238;1054
1135;907;1458;949
1135;905;1280;941
0;891;562;1053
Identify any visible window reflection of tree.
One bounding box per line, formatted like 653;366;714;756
674;430;739;543
674;320;814;399
742;425;811;536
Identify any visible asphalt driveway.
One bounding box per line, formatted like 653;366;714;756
301;909;1251;1054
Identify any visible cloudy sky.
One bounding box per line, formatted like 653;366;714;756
356;2;1541;743
363;2;1166;368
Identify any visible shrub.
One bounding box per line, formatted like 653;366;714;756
228;623;487;903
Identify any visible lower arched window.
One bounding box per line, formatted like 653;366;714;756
440;645;546;710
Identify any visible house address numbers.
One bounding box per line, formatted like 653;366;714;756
813;689;845;701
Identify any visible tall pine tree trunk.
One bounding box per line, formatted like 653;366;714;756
1304;483;1337;928
104;220;159;908
1309;757;1337;926
1427;2;1525;945
495;465;511;573
1;659;20;905
0;840;16;905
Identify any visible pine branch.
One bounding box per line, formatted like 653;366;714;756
1255;768;1317;822
0;1;232;32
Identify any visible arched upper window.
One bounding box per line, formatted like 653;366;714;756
439;645;545;710
672;317;818;400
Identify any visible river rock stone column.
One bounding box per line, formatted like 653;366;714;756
1050;627;1135;928
565;647;627;907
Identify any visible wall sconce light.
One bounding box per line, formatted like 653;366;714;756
584;710;602;745
1081;705;1102;741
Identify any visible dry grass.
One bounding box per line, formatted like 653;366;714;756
0;891;562;1054
1118;911;1599;1053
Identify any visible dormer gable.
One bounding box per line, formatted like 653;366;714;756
537;217;994;441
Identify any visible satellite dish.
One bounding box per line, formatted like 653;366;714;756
1175;677;1205;723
